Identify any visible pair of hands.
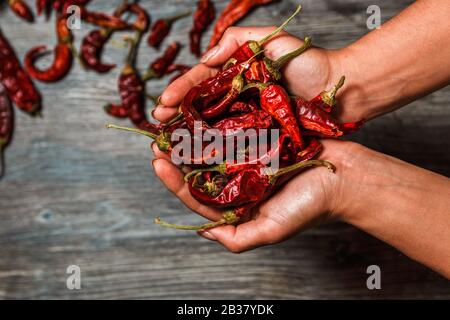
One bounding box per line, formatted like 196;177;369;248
151;27;367;252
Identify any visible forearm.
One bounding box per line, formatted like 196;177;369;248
337;145;450;278
332;0;450;122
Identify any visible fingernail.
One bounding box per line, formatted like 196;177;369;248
198;230;217;241
200;45;219;63
151;107;157;118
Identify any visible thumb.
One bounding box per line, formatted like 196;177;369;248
200;26;284;67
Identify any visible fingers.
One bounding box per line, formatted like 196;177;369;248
152;104;179;123
159;64;218;109
152;158;223;221
200;26;304;66
199;217;283;253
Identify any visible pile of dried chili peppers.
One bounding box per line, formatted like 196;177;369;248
107;5;364;231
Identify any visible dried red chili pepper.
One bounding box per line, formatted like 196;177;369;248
24;15;74;82
157;159;334;230
77;6;133;30
142;42;181;81
0;29;41;115
245;82;305;151
0;84;13;178
148;11;191;48
228;100;257;114
208;0;277;50
212;109;272;133
244;37;311;82
8;0;34;22
190;0;215;57
226;4;301;64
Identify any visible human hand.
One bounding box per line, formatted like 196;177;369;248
152;139;366;253
152;26;344;123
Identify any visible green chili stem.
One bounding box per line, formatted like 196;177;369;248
155;211;238;231
257;5;302;46
269;159;335;184
164;111;184;126
271;37;312;70
184;163;226;182
326;75;346;101
164;11;191;24
106;124;158;140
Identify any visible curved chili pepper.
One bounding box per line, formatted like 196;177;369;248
245;37;311;82
142;42;181;81
0;29;41;115
190;0;215;57
36;0;51;16
309;76;345;113
79;1;134;73
148;11;191;48
24;15;73;82
200;73;245;119
8;0;34;22
0;84;13;178
246;82;305;151
208;0;276;50
226;4;301;64
78;6;133;30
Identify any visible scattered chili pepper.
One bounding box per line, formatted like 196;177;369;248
8;0;34;22
227;4;301;64
24;15;73;82
78;6;133;30
190;0;215;57
148;11;191;48
0;84;13;178
142;42;181;81
208;0;277;50
0;29;41;115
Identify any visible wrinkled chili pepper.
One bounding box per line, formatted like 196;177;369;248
142;42;181;81
245;37;311;82
24;15;73;82
228;100;257;114
0;84;13;178
308;75;345;113
245;82;305;151
8;0;34;22
226;4;301;64
208;0;277;50
190;0;215;57
0;29;41;115
212;109;272;133
156;159;334;230
148;11;191;48
294;78;365;138
77;6;133;30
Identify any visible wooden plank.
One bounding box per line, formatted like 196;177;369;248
0;0;449;299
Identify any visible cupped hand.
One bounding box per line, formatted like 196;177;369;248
152;26;341;123
152;139;365;253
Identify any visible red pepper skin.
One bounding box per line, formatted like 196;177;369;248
212;109;272;133
144;42;181;79
228;100;257;114
0;30;41;115
80;29;115;73
36;0;52;16
208;0;276;49
8;0;34;22
200;74;244;119
294;97;364;137
78;7;133;30
259;84;305;151
148;12;190;48
180;85;210;133
190;0;215;57
125;3;150;32
0;84;14;177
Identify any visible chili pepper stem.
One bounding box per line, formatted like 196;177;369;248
184;163;226;182
164;111;184;126
257;5;302;47
269;159;335;184
271;37;312;70
321;76;346;106
164;11;191;23
141;69;157;82
155;211;238;231
106;124;158;140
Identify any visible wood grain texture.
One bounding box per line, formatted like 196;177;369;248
0;0;449;299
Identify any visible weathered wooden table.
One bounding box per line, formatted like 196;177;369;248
0;0;449;299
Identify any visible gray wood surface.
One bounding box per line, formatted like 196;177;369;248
0;0;449;299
